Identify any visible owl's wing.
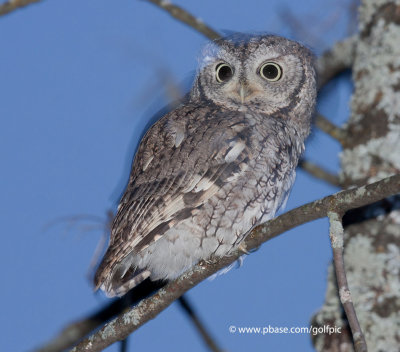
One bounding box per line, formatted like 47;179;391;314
94;105;250;293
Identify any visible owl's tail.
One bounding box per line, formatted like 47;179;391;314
94;248;152;298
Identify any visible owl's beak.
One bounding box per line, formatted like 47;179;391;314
239;84;251;104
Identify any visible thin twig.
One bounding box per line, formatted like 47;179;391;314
315;113;347;145
299;159;340;187
33;173;400;352
119;337;128;352
144;0;220;40
327;212;368;352
178;296;223;352
87;210;114;281
145;0;356;92
0;0;41;16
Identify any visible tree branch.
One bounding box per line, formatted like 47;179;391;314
119;338;128;352
145;0;356;90
299;159;341;187
316;35;357;89
314;113;347;145
144;0;220;40
0;0;41;16
178;296;223;352
328;212;368;352
33;174;399;352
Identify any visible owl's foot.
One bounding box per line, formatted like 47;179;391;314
238;242;250;255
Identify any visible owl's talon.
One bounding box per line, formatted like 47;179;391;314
238;243;250;255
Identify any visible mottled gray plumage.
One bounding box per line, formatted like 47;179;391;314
94;34;317;297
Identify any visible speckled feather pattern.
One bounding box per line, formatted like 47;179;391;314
94;34;316;297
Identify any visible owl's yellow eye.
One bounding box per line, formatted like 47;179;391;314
260;62;282;81
216;63;233;83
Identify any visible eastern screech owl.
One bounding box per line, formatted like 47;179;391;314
94;34;317;297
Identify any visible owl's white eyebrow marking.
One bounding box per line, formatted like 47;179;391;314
224;141;245;162
143;155;154;171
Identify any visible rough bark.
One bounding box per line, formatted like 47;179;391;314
312;1;400;351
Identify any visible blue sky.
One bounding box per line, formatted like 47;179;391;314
0;1;353;351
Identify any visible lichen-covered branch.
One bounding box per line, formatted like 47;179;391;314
32;174;399;352
314;1;400;351
0;0;41;16
144;0;220;40
328;212;368;352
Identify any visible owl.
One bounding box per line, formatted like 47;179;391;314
94;34;317;297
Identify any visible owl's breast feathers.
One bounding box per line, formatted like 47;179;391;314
94;103;303;295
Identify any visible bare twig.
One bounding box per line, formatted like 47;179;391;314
42;214;107;234
42;211;113;282
178;296;223;352
317;35;357;89
145;0;356;92
315;113;347;145
0;0;41;16
119;338;128;352
299;159;340;187
87;210;114;281
327;212;368;352
278;5;343;49
144;0;220;40
33;174;400;352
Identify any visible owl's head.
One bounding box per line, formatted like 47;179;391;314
191;34;316;125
